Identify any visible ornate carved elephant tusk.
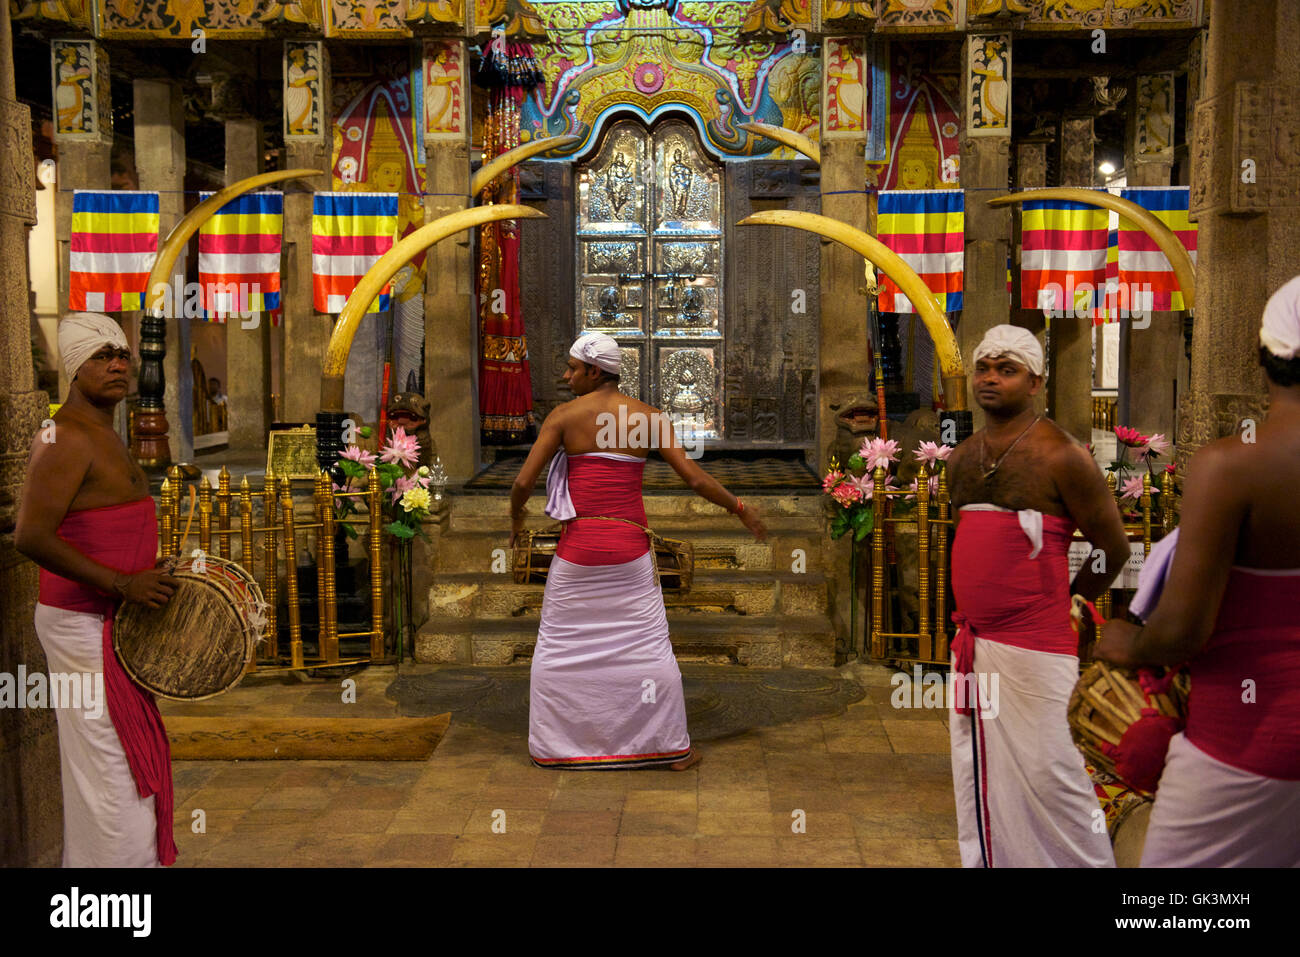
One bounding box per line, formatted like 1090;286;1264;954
320;203;546;412
738;209;968;410
736;122;821;165
471;135;581;197
987;188;1195;312
145;169;325;317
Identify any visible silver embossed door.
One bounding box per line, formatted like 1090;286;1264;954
576;118;723;441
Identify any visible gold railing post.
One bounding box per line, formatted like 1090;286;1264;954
916;463;932;661
167;465;183;556
261;470;279;666
159;475;173;558
870;465;887;660
318;471;339;663
239;476;254;574
1141;472;1153;558
935;467;950;662
198;472;213;556
368;468;385;660
217;466;232;560
281;477;304;669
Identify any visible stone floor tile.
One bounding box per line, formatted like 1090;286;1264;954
697;789;771;813
695;836;778;867
386;807;474;835
462;807;546;836
187;786;271;810
858;837;961;867
376;833;457;867
697;811;771;836
327;784;411;810
449;835;537;865
775;837;864;867
314;808;399;834
474;785;555;809
531;834;618;867
618;811;698;837
546;789;626;812
541;809;622;835
623;790;697;813
613;836;697;866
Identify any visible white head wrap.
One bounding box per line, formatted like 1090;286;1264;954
1260;275;1300;360
972;324;1047;379
58;312;129;381
569;332;622;375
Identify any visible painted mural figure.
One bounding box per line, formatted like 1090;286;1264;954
605;151;633;216
286;46;319;136
668;148;692;217
54;45;92;133
424;46;459;133
972;39;1009;129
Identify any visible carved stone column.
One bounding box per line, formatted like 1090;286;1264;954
1182;0;1299;463
133;78;190;466
1049;115;1095;442
421;38;475;482
961;34;1012;433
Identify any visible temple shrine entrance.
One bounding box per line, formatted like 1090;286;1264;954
575;118;724;442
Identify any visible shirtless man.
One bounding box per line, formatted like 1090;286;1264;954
944;324;1129;867
511;332;765;771
15;312;179;867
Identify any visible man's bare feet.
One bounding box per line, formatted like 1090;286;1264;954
669;747;701;771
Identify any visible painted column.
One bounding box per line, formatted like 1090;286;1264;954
134;78;191;464
281;40;331;426
421;38;475;482
1182;0;1299;462
961;34;1012;432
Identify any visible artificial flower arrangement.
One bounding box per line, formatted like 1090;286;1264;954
332;426;438;543
1108;426;1175;519
822;437;953;541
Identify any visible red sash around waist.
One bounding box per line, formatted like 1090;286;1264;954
949;510;1077;715
556;455;651;567
37;497;177;866
1184;568;1300;780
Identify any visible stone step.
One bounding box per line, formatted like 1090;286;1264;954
426;570;829;619
414;613;836;668
427;529;825;574
447;492;824;521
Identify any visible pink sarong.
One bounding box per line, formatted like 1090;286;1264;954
948;505;1115;868
36;498;177;867
529;452;691;768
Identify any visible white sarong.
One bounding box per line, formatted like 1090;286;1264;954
1141;733;1300;868
529;552;691;769
34;603;159;868
950;636;1116;868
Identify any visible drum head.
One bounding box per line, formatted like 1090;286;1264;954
114;563;260;701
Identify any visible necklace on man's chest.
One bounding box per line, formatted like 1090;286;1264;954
981;414;1041;481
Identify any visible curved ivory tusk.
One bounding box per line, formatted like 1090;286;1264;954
145;169;325;317
987;188;1195;312
737;122;821;165
471;135;581;197
738;209;967;410
320;203;546;411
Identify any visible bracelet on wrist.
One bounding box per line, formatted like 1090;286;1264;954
734;499;745;516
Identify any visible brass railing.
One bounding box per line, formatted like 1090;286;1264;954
1092;396;1118;430
867;462;1173;665
157;465;386;673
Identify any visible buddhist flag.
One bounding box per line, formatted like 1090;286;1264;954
69;191;160;312
876;190;964;314
1020;195;1109;315
198;191;283;325
1119;186;1197;312
1091;228;1121;325
311;192;398;314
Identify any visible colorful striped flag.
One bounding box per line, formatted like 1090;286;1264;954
1119;186;1197;312
312;192;398;314
198;192;283;324
1020;195;1110;315
1091;228;1121;325
876;190;964;313
69;191;160;312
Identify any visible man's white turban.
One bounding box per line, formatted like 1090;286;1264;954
972;324;1047;379
58;312;129;381
569;331;622;375
1260;275;1300;360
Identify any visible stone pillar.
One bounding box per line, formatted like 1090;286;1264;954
1182;0;1299;462
1121;75;1181;440
134;78;192;464
1;2;63;867
281;42;331;425
222;116;272;450
960;34;1012;432
1049;115;1096;442
421;38;476;482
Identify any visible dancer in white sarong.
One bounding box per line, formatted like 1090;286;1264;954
945;326;1131;866
510;332;766;770
1098;276;1300;867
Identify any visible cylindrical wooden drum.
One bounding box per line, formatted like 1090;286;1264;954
114;555;266;701
1068;660;1188;789
1087;764;1153;868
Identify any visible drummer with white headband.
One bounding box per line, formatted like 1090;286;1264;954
16;312;180;867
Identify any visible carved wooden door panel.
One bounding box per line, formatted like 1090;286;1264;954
576;118;723;441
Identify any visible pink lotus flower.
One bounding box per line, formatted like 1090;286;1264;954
822;469;845;494
341;445;377;467
388;475;417;504
380;426;420;469
1136;433;1171;460
831;483;864;507
1164;463;1176;475
912;441;953;468
906;475;941;501
1119;476;1160;501
1114;425;1149;448
859;437;901;472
